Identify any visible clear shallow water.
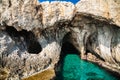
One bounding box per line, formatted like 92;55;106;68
56;54;119;80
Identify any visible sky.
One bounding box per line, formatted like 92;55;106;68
38;0;80;4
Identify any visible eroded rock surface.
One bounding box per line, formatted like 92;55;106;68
0;0;120;79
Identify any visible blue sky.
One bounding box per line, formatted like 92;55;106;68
38;0;79;4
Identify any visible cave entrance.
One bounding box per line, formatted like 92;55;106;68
55;33;81;80
55;33;120;80
60;32;80;56
61;41;79;56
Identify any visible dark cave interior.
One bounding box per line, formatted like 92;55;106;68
5;26;42;54
55;33;80;80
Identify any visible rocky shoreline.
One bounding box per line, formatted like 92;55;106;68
1;0;120;79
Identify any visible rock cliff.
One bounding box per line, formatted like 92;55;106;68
0;0;120;79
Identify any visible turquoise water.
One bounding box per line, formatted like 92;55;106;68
56;54;119;80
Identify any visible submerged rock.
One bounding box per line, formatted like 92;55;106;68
0;0;120;79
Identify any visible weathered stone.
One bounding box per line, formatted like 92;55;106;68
0;0;120;79
76;0;120;26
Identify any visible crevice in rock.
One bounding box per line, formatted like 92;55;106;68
4;26;42;54
8;0;11;7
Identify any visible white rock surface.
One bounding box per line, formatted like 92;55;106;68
1;0;120;79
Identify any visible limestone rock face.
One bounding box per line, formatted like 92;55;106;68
76;0;120;26
0;0;120;79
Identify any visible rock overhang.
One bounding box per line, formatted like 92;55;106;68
1;0;120;31
1;0;120;79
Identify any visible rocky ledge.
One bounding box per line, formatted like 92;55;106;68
0;0;120;79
